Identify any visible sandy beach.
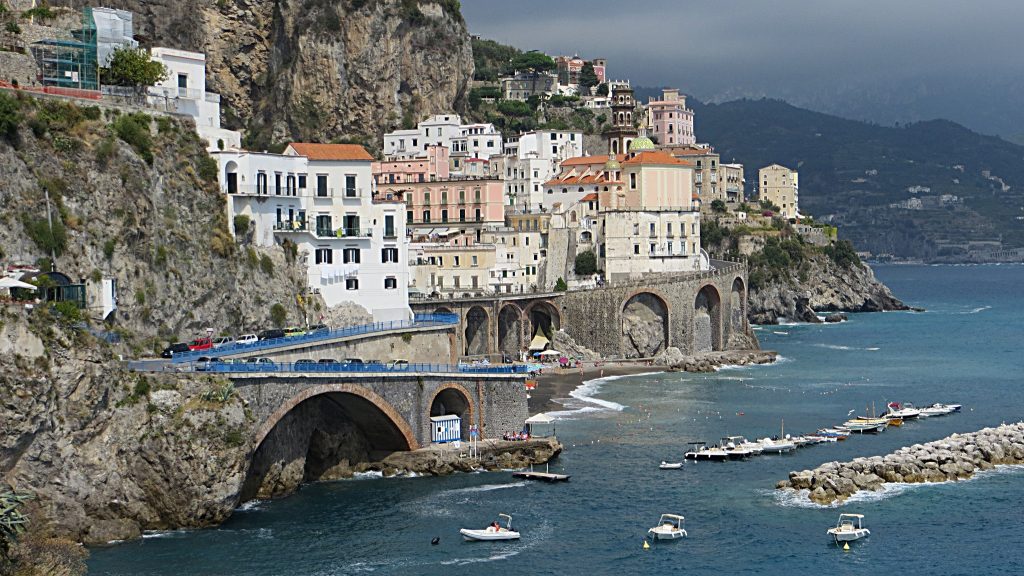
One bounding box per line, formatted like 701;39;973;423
527;361;667;415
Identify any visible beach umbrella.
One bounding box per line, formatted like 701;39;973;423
538;350;561;356
0;277;37;290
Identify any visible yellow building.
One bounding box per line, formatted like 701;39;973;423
409;241;497;297
758;164;799;218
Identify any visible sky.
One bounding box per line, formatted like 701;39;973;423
461;0;1024;139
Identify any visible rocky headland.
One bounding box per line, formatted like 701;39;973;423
748;252;911;325
776;422;1024;505
657;348;778;373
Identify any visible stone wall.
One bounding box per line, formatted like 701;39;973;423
226;327;456;365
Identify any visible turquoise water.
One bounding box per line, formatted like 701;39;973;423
89;265;1024;575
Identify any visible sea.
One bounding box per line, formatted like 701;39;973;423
88;264;1024;576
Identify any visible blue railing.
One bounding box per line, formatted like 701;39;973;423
170;314;459;363
190;361;529;375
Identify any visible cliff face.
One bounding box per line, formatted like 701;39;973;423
747;253;908;325
52;0;474;144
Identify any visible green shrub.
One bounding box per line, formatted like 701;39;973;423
0;92;20;143
233;215;250;235
245;247;259;268
197;154;218;183
22;5;55;20
554;277;567;291
113;113;153;164
135;289;145;305
259;253;274;275
95;136;116;166
574;250;597;276
824;239;862;268
269;303;286;327
102;238;116;259
133;376;151;398
154;245;168;268
51;301;82;325
155;116;172;134
22;215;67;257
6;20;21;34
82;106;102;121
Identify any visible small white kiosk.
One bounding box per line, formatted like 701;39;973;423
524;413;556;438
430;414;462;443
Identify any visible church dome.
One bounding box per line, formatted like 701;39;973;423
628;136;655;152
604;156;621;171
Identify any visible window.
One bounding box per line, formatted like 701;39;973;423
412;138;418;147
441;209;449;222
552;146;558;154
454;256;461;267
649;222;656;237
471;255;478;266
667;222;673;236
459;209;466;222
345;175;357;197
381;247;399;263
634;244;640;255
406;210;413;223
525;236;530;246
384;277;398;289
454;276;461;288
384;214;395;238
316;174;328;197
650;243;656;255
346;278;359;290
422;210;430;223
475;208;482;221
286;174;296;195
315;248;333;265
343;248;361;264
633;223;640;235
177;73;187;90
630;173;637;189
298;174;307;190
471;275;479;288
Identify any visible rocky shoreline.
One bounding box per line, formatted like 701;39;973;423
657;348;778;372
776;422;1024;505
376;438;562;476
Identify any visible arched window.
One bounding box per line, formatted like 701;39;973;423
570;211;578;223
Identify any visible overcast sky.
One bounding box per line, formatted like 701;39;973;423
461;0;1024;138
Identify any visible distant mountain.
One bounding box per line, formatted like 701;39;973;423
692;98;1024;260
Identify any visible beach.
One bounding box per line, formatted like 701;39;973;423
527;361;667;414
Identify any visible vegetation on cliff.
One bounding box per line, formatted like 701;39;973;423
693;97;1024;258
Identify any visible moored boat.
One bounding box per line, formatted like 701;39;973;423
460;513;520;541
648;514;687;540
659;461;683;470
684;442;729;461
826;513;870;545
886;401;921;420
842;419;887;434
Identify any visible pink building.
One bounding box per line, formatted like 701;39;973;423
376;178;506;228
648;88;695;146
372;145;449;185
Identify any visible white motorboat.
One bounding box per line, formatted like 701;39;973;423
919;403;958;417
460;513;520;541
817;428;851;440
659;461;683;470
684;442;729;462
826;513;870;544
723;435;764;455
758;438;797;453
886;401;921;420
648;514;687;540
842;419;887;434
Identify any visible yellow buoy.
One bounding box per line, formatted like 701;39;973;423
843;542;850;551
643;540;650;550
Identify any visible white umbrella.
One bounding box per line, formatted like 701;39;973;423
0;277;38;290
538;350;561;356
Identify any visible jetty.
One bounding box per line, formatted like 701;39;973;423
777;422;1024;504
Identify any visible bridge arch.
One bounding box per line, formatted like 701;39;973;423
464;305;491;356
694;283;723;352
620;290;670;358
524;300;560;344
433;306;455;317
497;303;524;358
428;383;477;441
730;277;746;332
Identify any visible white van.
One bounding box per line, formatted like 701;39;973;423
235;334;258;345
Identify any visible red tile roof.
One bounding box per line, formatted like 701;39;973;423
580;193;599;201
288;143;373;161
560;154;626;166
622;150;691;166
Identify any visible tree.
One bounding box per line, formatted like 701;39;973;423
595;83;609;96
0;93;19;144
269;303;287;327
554;277;568;292
578;62;598;90
511;51;555;73
710;199;727;213
101;47;168;88
574;250;597;276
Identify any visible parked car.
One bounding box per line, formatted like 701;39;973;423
258;329;285;341
212;336;233;348
343;358;364;365
309;324;329;334
318;358;338;364
195;356;221;371
388;359;410;370
161;342;190;358
245;357;275;365
188;337;213;352
236;334;258;345
284;326;306;337
294;359;317;369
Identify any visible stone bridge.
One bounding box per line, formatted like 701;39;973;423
411;260;752;359
231;371;527;499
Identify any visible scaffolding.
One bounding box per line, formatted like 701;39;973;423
31;7;98;90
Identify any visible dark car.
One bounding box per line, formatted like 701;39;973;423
161;342;190;358
343;358;364;365
258;329;286;341
294;359;317;369
318;358;338;364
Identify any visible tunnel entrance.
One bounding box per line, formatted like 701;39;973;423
464;306;490;356
526;302;560;343
621;292;669;358
242;389;413;501
497;304;523;358
694;284;723;353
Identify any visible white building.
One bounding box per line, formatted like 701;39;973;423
217;143;410;321
502;130;584;213
149;47;241;151
92;7;138;67
383;114;502;163
758;164;800;218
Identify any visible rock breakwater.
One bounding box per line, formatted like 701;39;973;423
776;422;1024;505
657;348;778;372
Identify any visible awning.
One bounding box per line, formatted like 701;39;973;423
528;334;550;351
525;413;555;424
0;277;38;290
538;350;561;356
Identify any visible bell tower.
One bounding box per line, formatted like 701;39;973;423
604;81;638;156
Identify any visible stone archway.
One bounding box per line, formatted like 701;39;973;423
621;291;669;358
730;277;746;332
464;305;490;356
428;383;476;442
497;303;523;358
525;301;560;343
694;284;723;353
244;384;417;501
433;306;454;317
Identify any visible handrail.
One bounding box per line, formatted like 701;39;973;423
169;314;458;363
185;361;530;375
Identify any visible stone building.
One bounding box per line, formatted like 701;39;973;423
758;164;800;218
604;81;638;155
501;70;558;101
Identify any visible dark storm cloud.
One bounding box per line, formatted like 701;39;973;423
461;0;1024;135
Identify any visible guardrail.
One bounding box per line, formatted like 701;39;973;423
188;361;530;375
170;313;458;363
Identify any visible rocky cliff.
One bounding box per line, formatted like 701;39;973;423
50;0;474;146
747;252;909;325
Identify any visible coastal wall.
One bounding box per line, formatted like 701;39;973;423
223;327;457;364
777;422;1024;505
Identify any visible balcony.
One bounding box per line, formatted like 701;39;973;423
313;227;373;239
342;187;363;199
384;229;398;240
274;220;310;232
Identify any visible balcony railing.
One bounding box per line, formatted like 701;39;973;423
315;227;374;239
274;220;309;232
